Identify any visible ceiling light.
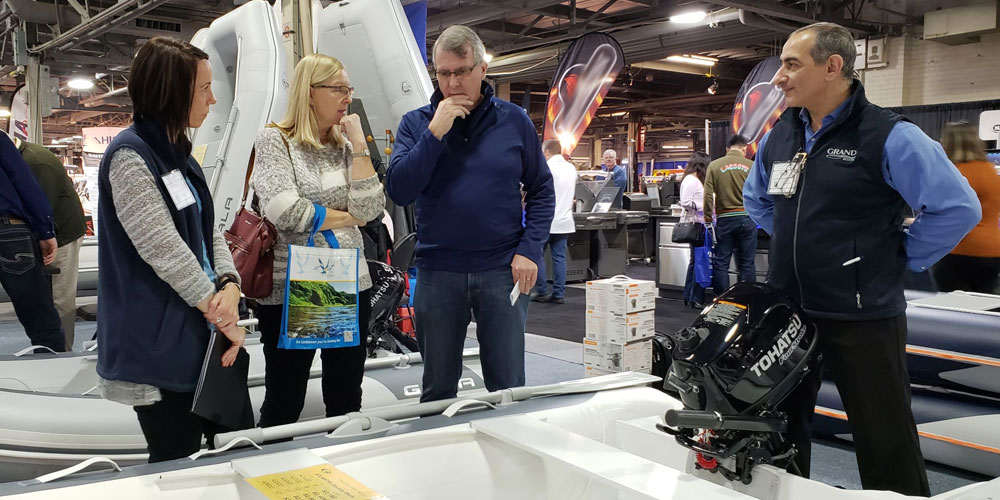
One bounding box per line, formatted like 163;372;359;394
670;11;707;24
0;109;10;118
666;54;718;67
67;78;94;90
707;79;719;95
483;53;493;64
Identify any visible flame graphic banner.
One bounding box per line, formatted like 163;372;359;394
731;57;786;158
543;33;624;155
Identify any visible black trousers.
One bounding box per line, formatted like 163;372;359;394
932;254;1000;294
779;314;930;497
134;388;252;463
256;289;370;427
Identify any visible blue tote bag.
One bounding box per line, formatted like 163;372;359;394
280;206;361;349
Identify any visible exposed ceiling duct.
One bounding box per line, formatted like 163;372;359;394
738;9;800;33
4;0;82;26
487;9;766;82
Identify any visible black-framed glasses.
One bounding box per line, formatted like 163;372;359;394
312;84;355;96
435;64;478;80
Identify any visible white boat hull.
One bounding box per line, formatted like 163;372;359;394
2;378;997;499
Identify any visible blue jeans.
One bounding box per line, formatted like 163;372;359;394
0;221;65;352
683;244;706;305
533;234;569;299
712;215;757;295
414;266;529;402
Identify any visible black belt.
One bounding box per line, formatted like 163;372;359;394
0;215;26;225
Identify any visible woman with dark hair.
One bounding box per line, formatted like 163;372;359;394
96;36;250;462
680;152;711;308
931;122;1000;293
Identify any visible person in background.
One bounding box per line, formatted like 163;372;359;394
0;132;64;352
704;134;757;296
387;25;554;402
96;37;248;462
17;137;87;350
532;139;576;304
744;22;981;495
251;53;384;427
932;122;1000;293
680;152;709;308
601;148;627;208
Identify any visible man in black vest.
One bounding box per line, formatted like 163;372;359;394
744;23;981;496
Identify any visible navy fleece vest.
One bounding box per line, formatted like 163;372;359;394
96;125;215;392
760;82;906;320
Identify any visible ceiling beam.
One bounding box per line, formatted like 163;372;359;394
529;4;612;28
426;0;567;36
702;0;876;34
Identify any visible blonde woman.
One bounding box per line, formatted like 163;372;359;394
932;122;1000;293
251;54;385;427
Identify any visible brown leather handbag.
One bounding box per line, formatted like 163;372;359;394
224;142;281;299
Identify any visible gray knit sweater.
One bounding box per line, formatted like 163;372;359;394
251;127;385;305
99;147;239;406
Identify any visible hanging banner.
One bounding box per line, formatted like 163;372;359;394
9;85;29;142
731;56;785;158
543;33;624;155
81;126;127;236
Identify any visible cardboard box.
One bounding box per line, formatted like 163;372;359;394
586;277;656;315
585;309;655;344
583;338;652;373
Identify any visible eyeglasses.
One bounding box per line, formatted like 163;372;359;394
312;84;355;96
435;63;479;80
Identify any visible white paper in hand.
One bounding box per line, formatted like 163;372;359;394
509;280;521;306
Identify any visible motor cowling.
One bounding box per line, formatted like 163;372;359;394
659;282;819;484
666;282;817;416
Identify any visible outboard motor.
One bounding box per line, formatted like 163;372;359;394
366;261;418;354
657;282;817;484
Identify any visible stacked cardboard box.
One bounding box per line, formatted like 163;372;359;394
583;277;656;376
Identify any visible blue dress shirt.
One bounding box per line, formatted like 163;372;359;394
744;103;981;272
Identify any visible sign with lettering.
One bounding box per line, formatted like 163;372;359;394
979;110;1000;141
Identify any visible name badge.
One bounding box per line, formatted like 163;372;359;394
767;152;808;198
162;170;196;210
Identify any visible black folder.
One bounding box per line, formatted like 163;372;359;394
191;329;254;430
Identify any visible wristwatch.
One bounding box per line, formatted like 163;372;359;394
352;148;371;159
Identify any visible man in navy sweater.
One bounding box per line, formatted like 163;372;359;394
387;25;554;402
0;132;65;352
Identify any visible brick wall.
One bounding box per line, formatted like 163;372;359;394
861;32;1000;107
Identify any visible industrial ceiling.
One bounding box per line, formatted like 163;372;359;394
0;0;942;151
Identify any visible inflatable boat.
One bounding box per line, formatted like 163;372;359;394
0;344;484;482
814;291;1000;477
189;0;288;234
314;0;433;164
2;373;998;499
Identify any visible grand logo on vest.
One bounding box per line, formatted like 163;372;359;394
825;148;857;163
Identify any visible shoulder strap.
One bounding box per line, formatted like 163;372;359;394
241;148;255;206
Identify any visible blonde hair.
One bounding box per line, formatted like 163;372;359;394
272;53;346;149
940;122;987;164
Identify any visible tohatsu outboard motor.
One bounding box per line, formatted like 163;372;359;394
657;282;818;484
